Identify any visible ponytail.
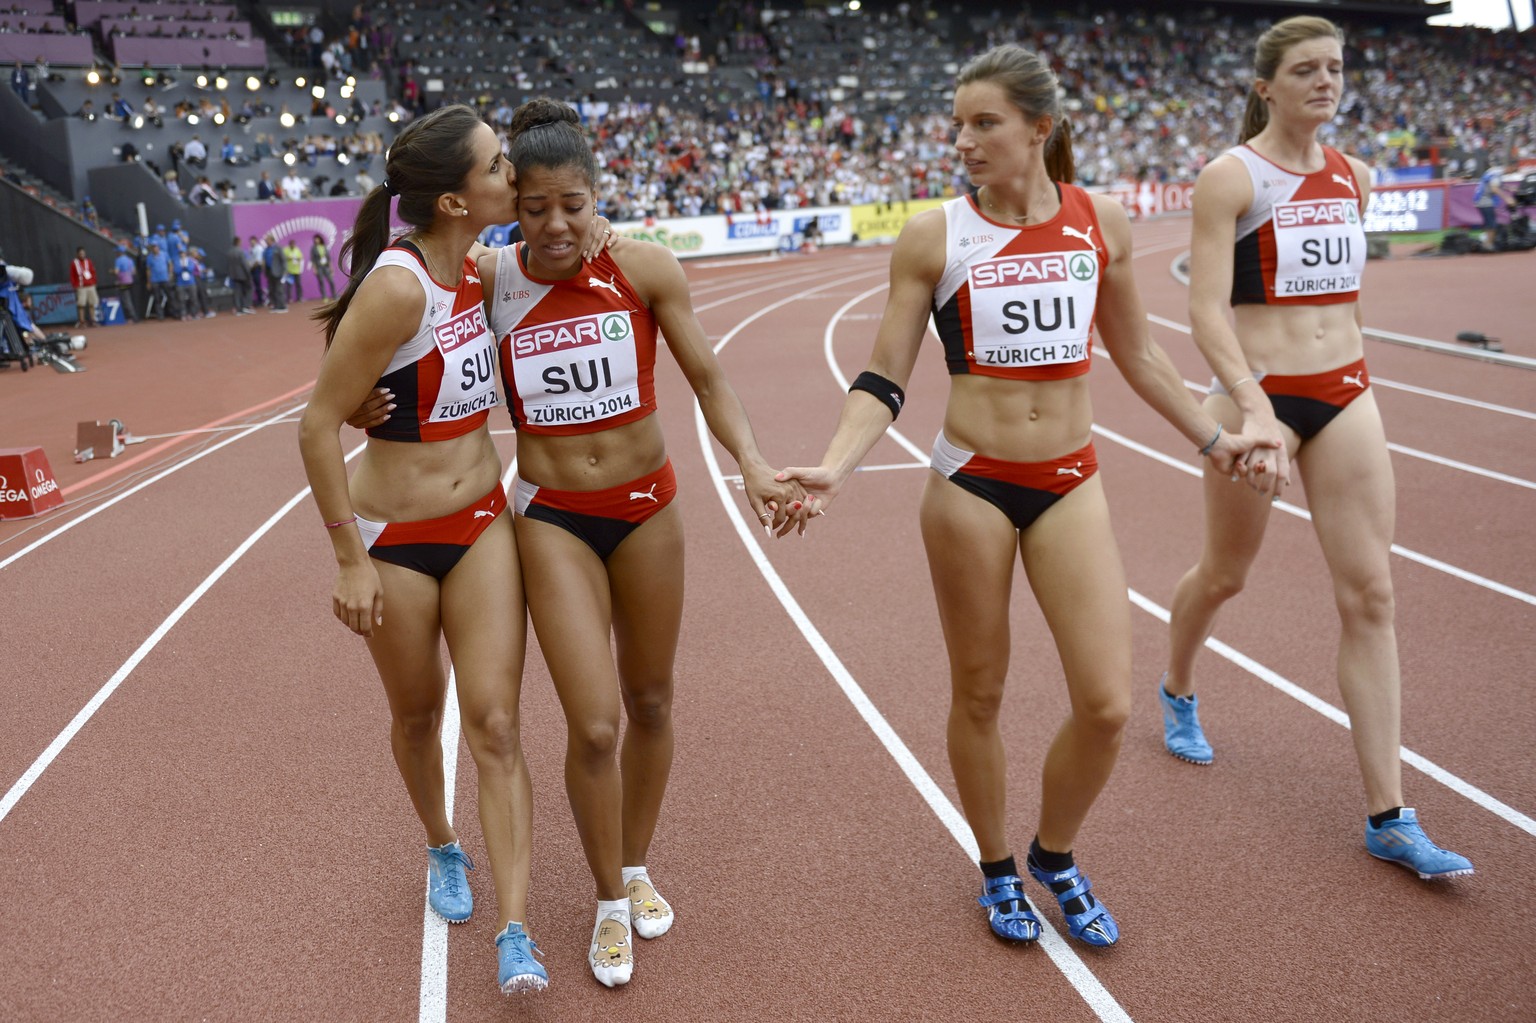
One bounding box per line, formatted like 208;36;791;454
1045;116;1076;184
1238;91;1269;144
314;184;394;348
958;45;1073;182
309;103;485;349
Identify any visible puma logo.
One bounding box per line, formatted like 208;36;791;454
1056;463;1084;479
589;276;620;296
473;509;495;519
1343;372;1366;388
629;483;659;503
1061;224;1096;248
1331;173;1357;196
465;274;480;285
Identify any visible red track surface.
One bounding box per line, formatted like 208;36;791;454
2;224;1532;1022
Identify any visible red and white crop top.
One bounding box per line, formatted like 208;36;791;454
491;244;658;436
1228;145;1366;306
932;183;1107;380
363;242;498;442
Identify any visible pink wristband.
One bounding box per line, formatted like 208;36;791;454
324;516;356;529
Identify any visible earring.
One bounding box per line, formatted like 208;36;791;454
458;209;469;217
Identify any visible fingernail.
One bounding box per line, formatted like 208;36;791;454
792;502;802;510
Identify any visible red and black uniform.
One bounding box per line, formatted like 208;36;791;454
366;241;499;442
492;244;673;559
355;241;504;578
928;186;1108;529
1224;146;1371;440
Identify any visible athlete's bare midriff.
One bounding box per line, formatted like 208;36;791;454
515;413;667;491
349;427;503;522
943;374;1093;463
1234;297;1363;376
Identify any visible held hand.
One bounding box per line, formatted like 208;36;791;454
774;465;842;535
581;215;618;261
742;464;802;537
345;387;395;430
333;561;385;637
1226;414;1291;497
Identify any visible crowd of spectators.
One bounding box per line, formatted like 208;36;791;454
11;1;1534;224
339;2;1533;220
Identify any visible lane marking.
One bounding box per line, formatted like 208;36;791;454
819;297;1536;836
1162;367;1536;490
1162;252;1536;371
704;278;1135;1023
1125;590;1536;838
1087;422;1536;608
0;441;366;825
61;379;320;495
416;673;460;1023
1;402;310;571
1145;314;1536;422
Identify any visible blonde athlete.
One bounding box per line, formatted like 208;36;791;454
1157;17;1472;880
780;46;1273;947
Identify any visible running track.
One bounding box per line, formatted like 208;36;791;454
2;222;1532;1022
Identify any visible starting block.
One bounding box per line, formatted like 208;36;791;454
75;419;127;463
0;446;64;520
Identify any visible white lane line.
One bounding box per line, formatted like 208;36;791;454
1145;314;1536;422
1161;252;1536;371
1149;359;1536;491
705;279;1135;1023
1087;422;1536;608
1383;442;1536;491
820;299;1536;836
0;440;366;825
1125;590;1536;838
0;402;310;572
416;672;460;1023
418;455;517;1023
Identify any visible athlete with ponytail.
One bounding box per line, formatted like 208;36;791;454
779;45;1273;948
297;104;610;995
1156;17;1473;879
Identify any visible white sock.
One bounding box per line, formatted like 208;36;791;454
589;898;632;987
623;865;674;939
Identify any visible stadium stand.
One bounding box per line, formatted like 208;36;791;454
0;0;1529;313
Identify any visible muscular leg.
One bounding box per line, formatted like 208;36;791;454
1296;392;1403;814
1164;394;1293;697
1018;477;1132;853
919;472;1021;864
364;561;454;847
515;514;626;901
439;515;533;927
607;505;684;867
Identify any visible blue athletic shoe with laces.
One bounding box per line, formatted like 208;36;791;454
495;922;549;993
977;874;1040;943
1157;673;1213;765
1365;808;1474;879
426;841;474;923
1027;861;1119;947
